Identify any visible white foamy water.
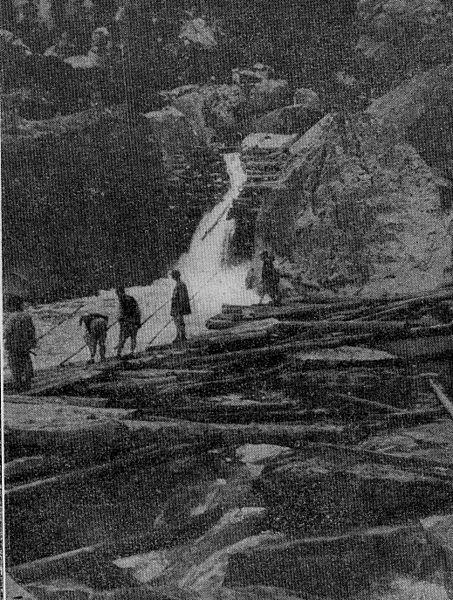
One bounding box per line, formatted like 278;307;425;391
23;153;259;370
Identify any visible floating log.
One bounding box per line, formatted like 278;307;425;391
277;319;409;336
430;379;453;421
336;393;402;413
5;441;203;497
139;333;376;372
291;345;398;370
4;393;112;408
26;366;106;397
379;330;453;360
363;407;445;432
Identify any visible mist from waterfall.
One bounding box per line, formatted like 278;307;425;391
29;152;259;368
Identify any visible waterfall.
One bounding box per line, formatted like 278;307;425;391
30;153;259;368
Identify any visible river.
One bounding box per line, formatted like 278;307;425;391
28;153;259;370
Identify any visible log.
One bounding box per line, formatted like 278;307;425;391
5;441;202;497
140;333;376;371
4;393;111;408
276;319;409;335
336;392;402;414
430;379;453;421
152;364;284;400
27;367;106;397
356;290;453;322
290;345;398;370
302;441;453;484
9;509;223;583
117;368;213;380
363;407;445;431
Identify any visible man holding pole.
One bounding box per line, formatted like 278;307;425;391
170;270;191;346
4;294;37;391
116;287;141;358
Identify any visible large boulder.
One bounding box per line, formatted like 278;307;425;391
253;105;323;135
247;79;291;114
253;104;452;296
169;77;291;143
292;88;320;110
179;17;218;49
144;105;200;163
171;84;244;143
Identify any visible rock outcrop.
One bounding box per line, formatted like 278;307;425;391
168;77;291;144
236;63;453;297
253;105;323;135
356;0;453;73
2;106;222;301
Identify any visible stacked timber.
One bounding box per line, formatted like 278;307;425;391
241;133;298;187
205;289;453;359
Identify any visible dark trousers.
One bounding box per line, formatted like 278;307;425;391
8;351;34;391
173;314;186;343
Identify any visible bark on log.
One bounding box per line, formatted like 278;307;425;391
336;392;402;413
8;509;222;583
430;379;453;421
276;320;409;335
5;442;204;498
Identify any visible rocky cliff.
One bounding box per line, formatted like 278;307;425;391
2;106;227;301
237;63;453;296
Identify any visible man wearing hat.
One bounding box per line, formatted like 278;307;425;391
170;270;191;345
260;250;282;306
4;295;37;391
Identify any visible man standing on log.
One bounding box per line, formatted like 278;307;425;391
170;269;191;346
116;287;141;358
4;295;37;391
260;250;282;306
79;313;108;363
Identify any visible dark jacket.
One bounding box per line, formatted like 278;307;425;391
4;311;37;354
262;258;280;286
171;281;191;317
119;295;141;327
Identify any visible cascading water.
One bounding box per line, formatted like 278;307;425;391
29;153;259;369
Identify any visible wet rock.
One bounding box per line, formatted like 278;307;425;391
171;84;243;143
247;79;291;114
179;17;217;49
169;77;291;143
144;106;199;165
